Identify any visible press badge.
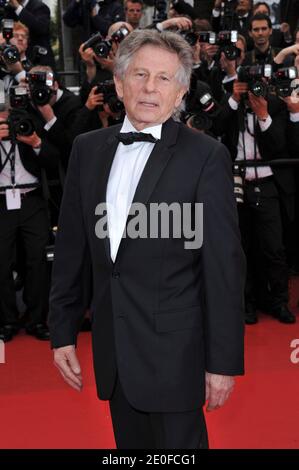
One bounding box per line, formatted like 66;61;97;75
5;188;21;210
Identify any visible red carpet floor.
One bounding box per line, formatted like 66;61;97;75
1;279;299;449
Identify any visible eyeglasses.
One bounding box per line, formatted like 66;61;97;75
14;33;28;39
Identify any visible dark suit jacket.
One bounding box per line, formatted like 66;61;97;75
49;118;245;413
0;138;58;176
5;0;55;67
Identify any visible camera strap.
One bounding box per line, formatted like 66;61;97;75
0;141;17;189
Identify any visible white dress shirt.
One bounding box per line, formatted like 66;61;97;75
106;116;161;262
0;141;38;193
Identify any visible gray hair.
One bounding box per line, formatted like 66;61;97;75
114;29;193;89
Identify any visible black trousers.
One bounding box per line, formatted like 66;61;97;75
109;377;209;449
238;178;289;310
0;191;49;326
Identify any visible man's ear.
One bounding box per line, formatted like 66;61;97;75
175;87;188;108
114;74;124;100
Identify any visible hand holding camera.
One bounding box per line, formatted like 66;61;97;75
16;131;41;148
232;80;249;102
248;92;269;120
85;85;104;111
0;121;9;140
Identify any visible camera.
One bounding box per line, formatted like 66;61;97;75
197;31;216;44
237;64;272;97
8;86;35;139
95;26;130;58
96;80;124;113
31;45;48;65
111;26;130;44
2;19;14;41
9;85;30;109
0;20;20;66
83;27;130;58
0;43;20;65
27;71;54;106
216;30;239;61
185;81;221;131
179;30;198;47
271;67;298;98
196;30;239;60
82;32;104;55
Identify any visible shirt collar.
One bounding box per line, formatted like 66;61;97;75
22;0;29;7
120;115;162;141
55;88;63;103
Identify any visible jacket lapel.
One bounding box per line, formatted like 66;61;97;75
93;126;122;266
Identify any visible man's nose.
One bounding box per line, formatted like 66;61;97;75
143;76;156;93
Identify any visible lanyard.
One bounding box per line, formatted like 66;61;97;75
0;141;17;187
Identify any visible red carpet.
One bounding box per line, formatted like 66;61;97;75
1;279;299;449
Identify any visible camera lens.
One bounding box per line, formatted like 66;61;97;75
32;86;52;106
94;41;111;58
108;96;124;113
250;81;267;97
15;119;34;136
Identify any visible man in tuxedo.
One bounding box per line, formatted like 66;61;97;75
49;29;245;449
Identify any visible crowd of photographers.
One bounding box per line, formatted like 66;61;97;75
0;0;299;342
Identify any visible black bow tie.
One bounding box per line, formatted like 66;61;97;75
117;132;158;145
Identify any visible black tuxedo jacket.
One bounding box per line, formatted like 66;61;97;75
49;118;245;412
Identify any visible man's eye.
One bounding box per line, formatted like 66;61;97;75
160;76;170;82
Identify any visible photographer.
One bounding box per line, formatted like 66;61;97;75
212;0;252;46
28;65;82;170
208;33;246;102
253;2;293;50
78;21;132;104
0;101;59;342
213;80;296;325
184;80;222;138
243;14;281;66
124;0;143;30
4;0;55;67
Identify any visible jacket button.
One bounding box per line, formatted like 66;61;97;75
112;272;120;279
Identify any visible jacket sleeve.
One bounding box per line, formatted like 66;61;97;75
19;3;51;36
196;141;246;375
49;137;91;348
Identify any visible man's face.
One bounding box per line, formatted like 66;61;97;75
11;29;28;55
236;0;251;14
253;5;270;16
125;1;143;27
114;45;187;130
249;20;272;48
